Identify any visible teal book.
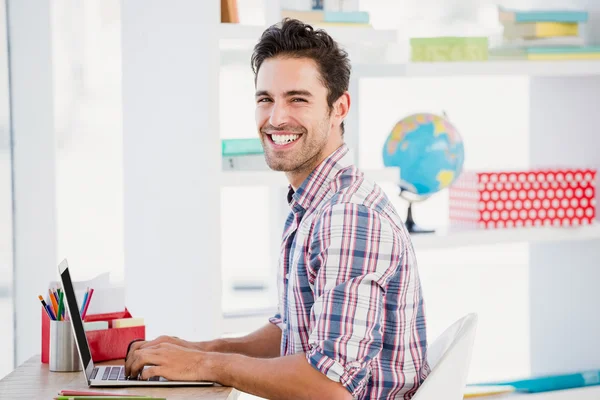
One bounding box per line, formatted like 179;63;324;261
527;46;600;54
222;138;263;156
499;6;588;23
469;370;600;393
324;11;370;24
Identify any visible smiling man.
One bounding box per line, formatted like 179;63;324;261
125;18;429;400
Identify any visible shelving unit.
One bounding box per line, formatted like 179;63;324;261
411;224;600;250
217;9;600;384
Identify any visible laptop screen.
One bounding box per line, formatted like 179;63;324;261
59;259;95;380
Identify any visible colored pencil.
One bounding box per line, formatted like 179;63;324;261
57;290;64;321
80;287;89;315
38;295;55;320
81;288;94;320
49;289;59;316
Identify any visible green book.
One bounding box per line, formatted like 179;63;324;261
411;37;489;62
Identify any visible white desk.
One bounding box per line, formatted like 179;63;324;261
497;386;600;399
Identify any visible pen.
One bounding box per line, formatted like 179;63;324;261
80;287;89;316
57;290;64;321
38;295;55;320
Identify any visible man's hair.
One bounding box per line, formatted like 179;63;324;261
251;18;351;134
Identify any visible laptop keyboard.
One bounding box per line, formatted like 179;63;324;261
92;366;161;381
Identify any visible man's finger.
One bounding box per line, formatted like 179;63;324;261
128;349;163;378
140;365;163;381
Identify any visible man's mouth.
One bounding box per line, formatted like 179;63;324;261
267;133;302;146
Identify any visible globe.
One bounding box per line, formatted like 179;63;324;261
382;112;465;232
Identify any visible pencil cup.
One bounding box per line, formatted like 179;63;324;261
49;320;82;372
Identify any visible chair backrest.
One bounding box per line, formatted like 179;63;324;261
412;313;478;400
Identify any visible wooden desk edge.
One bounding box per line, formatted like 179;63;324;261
0;355;241;400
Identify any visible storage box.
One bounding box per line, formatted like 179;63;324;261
41;308;145;363
449;168;597;229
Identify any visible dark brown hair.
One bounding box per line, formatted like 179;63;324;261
251;18;351;133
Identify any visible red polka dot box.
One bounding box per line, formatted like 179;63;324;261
449;169;597;229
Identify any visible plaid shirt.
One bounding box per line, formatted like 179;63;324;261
269;144;429;399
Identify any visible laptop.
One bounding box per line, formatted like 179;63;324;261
58;258;214;387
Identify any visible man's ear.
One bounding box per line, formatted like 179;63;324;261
333;91;351;127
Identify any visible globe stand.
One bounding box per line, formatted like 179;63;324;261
404;201;435;234
398;188;435;234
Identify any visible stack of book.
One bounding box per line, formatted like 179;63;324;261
490;6;600;61
280;9;371;28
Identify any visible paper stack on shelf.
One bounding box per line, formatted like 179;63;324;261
490;6;600;60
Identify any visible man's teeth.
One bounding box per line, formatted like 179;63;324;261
272;134;300;145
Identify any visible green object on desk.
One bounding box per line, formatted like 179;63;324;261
54;397;167;400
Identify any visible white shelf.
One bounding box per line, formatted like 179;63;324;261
354;60;600;78
220;167;399;187
219;23;397;45
411;224;600;250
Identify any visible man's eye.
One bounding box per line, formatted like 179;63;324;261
258;98;272;103
292;98;307;102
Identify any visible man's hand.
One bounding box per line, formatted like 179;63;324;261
124;342;213;382
126;335;205;361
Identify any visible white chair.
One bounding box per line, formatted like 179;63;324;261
412;313;479;400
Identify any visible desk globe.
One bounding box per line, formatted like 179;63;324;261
382;112;465;233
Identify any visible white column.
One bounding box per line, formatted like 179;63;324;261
122;1;222;341
7;0;58;365
528;76;600;375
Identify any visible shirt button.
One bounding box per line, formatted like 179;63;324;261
285;273;290;280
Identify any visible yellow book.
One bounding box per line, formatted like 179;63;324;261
317;22;372;28
528;53;600;60
503;22;578;39
281;10;324;23
464;385;516;398
112;317;145;328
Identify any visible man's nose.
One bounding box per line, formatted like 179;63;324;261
269;102;290;127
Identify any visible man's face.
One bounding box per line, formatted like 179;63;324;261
255;57;335;174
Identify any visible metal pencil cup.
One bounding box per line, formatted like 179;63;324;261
49;320;82;372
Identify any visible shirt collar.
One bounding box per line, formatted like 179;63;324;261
287;144;353;213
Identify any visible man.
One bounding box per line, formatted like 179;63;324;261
125;18;429;400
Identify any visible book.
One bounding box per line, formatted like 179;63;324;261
497;36;585;49
503;22;579;40
498;6;589;23
281;9;324;23
489;45;600;60
280;10;370;24
463;385;516;398
410;37;488;62
222;138;263;157
469;369;600;393
324;11;369;24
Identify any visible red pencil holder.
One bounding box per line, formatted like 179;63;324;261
41;308;145;363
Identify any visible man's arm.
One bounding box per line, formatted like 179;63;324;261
207;353;352;400
127;322;281;359
200;322;282;358
127;345;352;400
